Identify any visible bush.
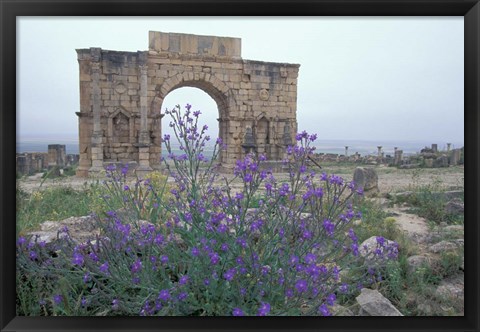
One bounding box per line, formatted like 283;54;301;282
16;104;398;316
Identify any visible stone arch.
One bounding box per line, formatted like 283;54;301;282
153;73;230;116
75;31;300;177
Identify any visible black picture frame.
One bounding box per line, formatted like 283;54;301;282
1;1;478;331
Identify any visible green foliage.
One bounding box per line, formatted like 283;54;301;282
16;186;97;235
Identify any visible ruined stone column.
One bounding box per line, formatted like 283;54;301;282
431;144;438;153
89;49;104;173
394;149;403;166
345;146;349;157
48;144;66;168
450;149;461;165
136;59;153;176
447;143;451;152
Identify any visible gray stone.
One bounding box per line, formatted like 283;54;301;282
330;304;354;316
435;274;464;301
428;241;458;253
433;155;449;168
406;255;431;273
27;215;99;245
443;225;464;233
356;288;403;316
424;158;434;168
445;200;464;215
353;167;379;196
359;236;398;267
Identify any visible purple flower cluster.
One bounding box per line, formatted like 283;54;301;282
16;105;381;317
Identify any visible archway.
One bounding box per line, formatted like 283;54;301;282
75;31;300;177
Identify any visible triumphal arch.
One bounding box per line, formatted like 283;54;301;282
76;31;300;177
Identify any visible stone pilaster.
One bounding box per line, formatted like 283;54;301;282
89;48;104;173
136;57;153;176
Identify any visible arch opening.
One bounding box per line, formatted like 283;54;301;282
159;86;222;163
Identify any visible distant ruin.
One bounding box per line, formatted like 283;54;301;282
16;144;79;176
309;143;463;169
75;31;300;177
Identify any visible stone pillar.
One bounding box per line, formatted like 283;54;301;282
345;146;349;157
450;149;461;165
48;144;66;167
377;146;382;162
89;48;104;173
447;143;451;152
394;149;403;166
136;55;153;176
431;144;438;153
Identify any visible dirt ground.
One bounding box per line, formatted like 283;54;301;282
18;164;464;195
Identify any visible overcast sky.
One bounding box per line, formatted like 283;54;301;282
17;17;464;145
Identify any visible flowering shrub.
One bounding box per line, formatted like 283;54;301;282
16;104;397;316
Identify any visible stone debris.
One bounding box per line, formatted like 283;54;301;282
428;241;460;253
358;236;397;267
406;255;431;273
330;304;354;316
435;274;464;301
26;215;99;245
444;200;464;215
353;167;379;196
356;288;403;316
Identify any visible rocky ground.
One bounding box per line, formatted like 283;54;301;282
18;165;464;194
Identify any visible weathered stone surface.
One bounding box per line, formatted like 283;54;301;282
435;274;464;301
330;304;354;316
356;288;403;316
445;200;464;215
77;31;300;176
433;155;449;168
428;240;459;253
406;255;431;273
359;236;398;267
26;215;99;245
353;167;379;196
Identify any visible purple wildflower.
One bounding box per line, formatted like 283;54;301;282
191;247;200;257
223;268;236;281
179;275;189;285
257;302;271;316
17;236;26;246
295;279;308;293
160;255;169;265
304;253;317;264
323;219;335;237
131;259;142;273
72;252;84;266
29;251;38;260
53;294;63;305
319;304;332;316
210;252;220;265
326;293;336;306
233;308;244;316
158;289;171;302
376;236;385;246
99;261;109;274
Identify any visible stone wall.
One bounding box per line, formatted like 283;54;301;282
76;31;300;177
